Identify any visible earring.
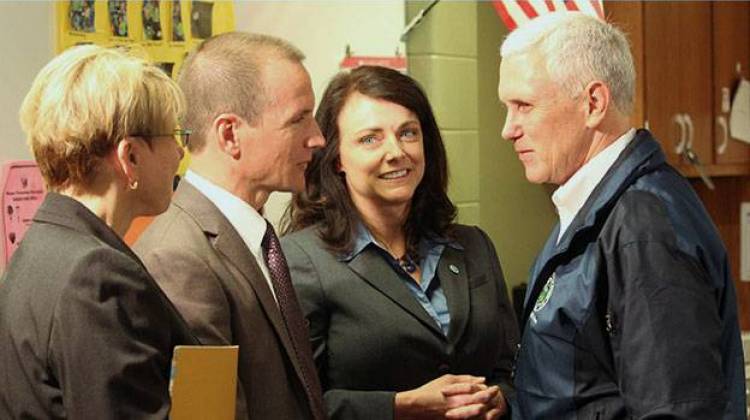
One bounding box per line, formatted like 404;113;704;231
129;179;139;190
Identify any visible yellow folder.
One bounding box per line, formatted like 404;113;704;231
169;345;239;420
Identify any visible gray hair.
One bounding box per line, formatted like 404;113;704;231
177;31;305;152
500;12;635;115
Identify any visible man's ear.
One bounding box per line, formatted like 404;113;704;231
213;113;244;160
584;81;610;129
114;137;140;189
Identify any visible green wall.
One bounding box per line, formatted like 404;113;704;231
406;1;556;289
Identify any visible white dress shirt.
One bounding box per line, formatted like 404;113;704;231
552;128;636;244
184;170;278;303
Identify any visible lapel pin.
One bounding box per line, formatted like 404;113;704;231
449;264;460;274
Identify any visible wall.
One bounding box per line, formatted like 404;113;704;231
0;1;54;163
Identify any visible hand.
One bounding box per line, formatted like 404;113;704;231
394;374;486;420
443;384;506;420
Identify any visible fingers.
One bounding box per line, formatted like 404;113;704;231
484;408;503;420
440;374;485;385
441;382;487;397
445;403;486;419
444;385;499;410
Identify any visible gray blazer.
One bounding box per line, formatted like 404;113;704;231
0;193;197;419
134;182;316;420
281;224;519;420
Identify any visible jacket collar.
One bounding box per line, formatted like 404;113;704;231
344;224;470;344
553;129;665;254
34;192;139;262
528;130;667;299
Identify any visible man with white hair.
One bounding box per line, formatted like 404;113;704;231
497;12;746;419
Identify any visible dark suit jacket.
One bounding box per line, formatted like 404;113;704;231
281;224;520;420
134;181;316;420
0;193;196;419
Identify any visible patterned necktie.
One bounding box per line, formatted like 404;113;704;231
261;221;326;420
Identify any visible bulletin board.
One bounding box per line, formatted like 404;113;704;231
56;0;235;80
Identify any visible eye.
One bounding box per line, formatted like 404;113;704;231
516;102;532;112
359;134;378;145
399;127;420;142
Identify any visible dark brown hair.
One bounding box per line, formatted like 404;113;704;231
282;65;456;255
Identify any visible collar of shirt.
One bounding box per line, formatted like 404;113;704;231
338;221;462;264
184;170;277;302
339;221;460;336
552;128;636;244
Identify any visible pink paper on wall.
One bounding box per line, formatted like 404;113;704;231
1;161;46;268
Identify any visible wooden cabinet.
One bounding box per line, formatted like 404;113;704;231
607;1;750;178
713;2;750;167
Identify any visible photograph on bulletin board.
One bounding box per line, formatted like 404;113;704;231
69;0;95;33
143;0;163;41
191;1;214;39
172;1;185;42
157;62;175;78
108;0;128;37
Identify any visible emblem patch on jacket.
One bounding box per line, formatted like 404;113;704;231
533;273;555;312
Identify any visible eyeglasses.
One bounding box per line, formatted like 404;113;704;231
132;128;192;148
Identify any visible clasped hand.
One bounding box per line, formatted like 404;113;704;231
394;374;506;420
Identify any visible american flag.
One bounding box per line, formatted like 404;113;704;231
493;0;605;31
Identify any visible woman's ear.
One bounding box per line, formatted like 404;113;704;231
114;137;140;190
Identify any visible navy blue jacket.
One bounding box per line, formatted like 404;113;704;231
511;130;746;419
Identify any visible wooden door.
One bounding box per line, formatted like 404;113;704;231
643;1;713;171
713;1;750;166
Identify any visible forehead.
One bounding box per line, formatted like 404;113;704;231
338;92;418;130
497;51;556;101
261;59;314;112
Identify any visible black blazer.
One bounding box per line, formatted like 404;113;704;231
281;224;519;420
0;193;196;419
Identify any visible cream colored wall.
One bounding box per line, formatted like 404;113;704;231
0;2;54;163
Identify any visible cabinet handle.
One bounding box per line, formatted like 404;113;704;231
716;116;729;155
672;114;687;155
683;113;695;150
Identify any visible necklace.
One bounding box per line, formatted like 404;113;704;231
396;253;418;274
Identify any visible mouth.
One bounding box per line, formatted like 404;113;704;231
379;169;410;180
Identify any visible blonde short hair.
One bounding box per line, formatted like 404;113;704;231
19;44;186;191
177;32;304;152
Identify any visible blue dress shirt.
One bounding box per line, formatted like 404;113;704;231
339;223;461;336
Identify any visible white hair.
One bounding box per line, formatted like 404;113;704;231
500;12;635;115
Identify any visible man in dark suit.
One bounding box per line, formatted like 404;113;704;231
134;32;326;420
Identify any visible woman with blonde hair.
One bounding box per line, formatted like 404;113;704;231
0;45;197;418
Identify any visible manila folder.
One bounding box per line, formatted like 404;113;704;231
169;345;239;420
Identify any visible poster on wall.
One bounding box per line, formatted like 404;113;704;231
108;0;128;37
191;1;214;39
172;1;185;42
1;161;46;268
143;0;163;41
69;0;95;33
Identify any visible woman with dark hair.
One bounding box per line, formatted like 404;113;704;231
281;65;518;419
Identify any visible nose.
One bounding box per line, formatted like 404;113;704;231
306;122;325;149
501;111;520;142
383;134;406;161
